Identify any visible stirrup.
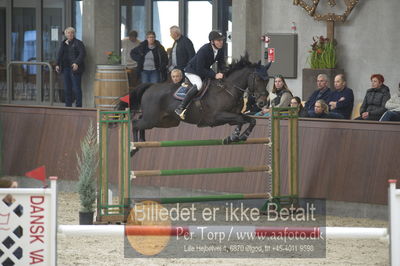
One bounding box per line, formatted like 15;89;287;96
175;108;187;120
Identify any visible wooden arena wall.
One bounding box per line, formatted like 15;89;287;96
1;105;399;205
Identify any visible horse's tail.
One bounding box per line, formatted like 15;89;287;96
114;83;153;111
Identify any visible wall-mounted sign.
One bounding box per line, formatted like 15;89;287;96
267;48;275;63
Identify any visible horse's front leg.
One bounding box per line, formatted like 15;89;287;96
212;112;247;144
238;116;256;141
223;125;242;144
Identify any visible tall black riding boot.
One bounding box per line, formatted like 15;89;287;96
175;85;198;119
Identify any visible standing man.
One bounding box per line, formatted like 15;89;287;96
174;31;226;119
56;27;86;107
328;74;354;119
303;74;331;117
168;25;195;73
121;30;141;87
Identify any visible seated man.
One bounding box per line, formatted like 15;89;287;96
309;99;342;119
328;74;354;119
170;68;184;84
303;74;332;117
175;31;226;119
380;82;400;121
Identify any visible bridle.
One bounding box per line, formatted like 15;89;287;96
222;68;268;98
247;71;268;99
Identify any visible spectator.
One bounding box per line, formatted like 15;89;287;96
171;69;184;84
380;82;400;121
255;75;292;116
328;74;354;119
355;74;390;121
121;30;141;87
168;26;195;73
131;31;168;83
121;30;140;67
244;94;262;115
303;74;331;117
55;27;86;107
270;75;293;108
0;178;18;206
309;99;342;119
290;96;304;115
254;105;270;117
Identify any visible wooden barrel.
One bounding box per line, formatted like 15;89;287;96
94;65;129;109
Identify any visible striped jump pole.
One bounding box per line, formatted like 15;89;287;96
131;138;271;150
134;193;272;204
124;225;321;237
58;225;389;240
130;165;271;179
59;225;321;238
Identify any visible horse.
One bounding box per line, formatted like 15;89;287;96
115;55;271;153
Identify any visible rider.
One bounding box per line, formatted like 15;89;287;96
174;31;226;119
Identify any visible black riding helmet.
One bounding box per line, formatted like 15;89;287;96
209;31;225;42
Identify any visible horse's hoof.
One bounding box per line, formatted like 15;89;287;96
231;135;240;142
239;135;248;141
223;137;232;145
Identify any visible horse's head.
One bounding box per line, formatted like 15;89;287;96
248;62;271;108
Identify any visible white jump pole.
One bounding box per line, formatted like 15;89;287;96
58;225;124;236
389;179;399;266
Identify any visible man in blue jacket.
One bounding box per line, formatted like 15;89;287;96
328;74;354;119
55;27;86;107
303;74;332;117
168;25;195;73
174;31;226;119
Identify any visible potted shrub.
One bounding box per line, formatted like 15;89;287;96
77;120;99;225
302;36;344;99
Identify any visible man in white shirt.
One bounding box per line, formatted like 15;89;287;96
121;30;141;87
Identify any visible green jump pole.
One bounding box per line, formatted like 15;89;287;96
131;165;271;179
134;193;271;204
131;138;270;149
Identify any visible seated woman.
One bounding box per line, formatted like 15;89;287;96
380;82;400;122
290;96;304;114
355;74;391;121
309;99;342;119
269;75;293;108
255;75;292;116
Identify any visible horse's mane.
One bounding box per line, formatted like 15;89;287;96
224;53;259;77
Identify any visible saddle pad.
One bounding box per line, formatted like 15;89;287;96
173;79;211;101
173;85;189;100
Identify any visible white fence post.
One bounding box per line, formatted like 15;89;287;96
389;179;399;266
0;177;57;266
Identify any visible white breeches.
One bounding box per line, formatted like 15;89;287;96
185;73;202;91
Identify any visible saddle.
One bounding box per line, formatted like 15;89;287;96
173;78;211;101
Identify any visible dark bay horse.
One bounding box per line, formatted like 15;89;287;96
115;56;271;149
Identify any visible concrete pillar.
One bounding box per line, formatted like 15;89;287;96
82;0;119;107
232;0;262;62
